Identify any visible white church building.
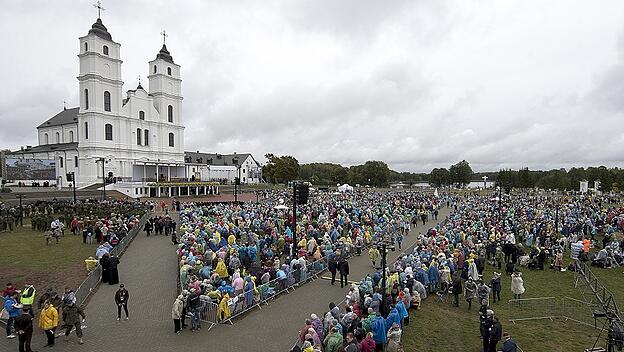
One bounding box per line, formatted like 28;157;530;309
7;15;261;198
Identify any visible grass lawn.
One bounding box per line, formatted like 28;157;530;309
0;219;97;293
404;256;624;352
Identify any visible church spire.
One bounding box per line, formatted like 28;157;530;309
155;30;174;63
93;0;105;19
88;2;112;41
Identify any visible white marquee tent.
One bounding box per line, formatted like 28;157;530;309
338;184;354;192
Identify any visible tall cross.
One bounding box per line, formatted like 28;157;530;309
63;100;67;110
160;30;168;45
137;75;142;86
93;1;105;19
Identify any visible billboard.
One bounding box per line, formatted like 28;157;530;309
4;158;56;180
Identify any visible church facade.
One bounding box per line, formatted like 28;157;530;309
14;16;186;189
7;16;262;197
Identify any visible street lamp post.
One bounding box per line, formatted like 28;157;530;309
377;238;395;317
233;156;240;203
555;200;559;236
291;182;300;259
96;157;108;201
498;184;503;241
67;171;77;204
16;194;24;226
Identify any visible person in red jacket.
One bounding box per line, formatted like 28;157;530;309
360;332;376;352
2;282;16;298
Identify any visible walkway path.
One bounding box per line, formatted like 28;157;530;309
1;207;449;352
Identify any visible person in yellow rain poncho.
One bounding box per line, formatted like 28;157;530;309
218;293;231;320
298;237;307;250
84;256;98;273
228;233;237;245
387;272;399;294
364;229;372;245
39;300;58;347
215;258;229;279
368;247;380;267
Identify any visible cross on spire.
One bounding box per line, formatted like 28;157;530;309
137;75;142;86
93;1;105;19
160;30;168;45
63;100;67;110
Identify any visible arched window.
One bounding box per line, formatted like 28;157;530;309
84;122;89;139
84;89;89;110
59;157;64;168
103;45;109;55
144;129;149;146
168;132;174;147
69;131;74;143
153;65;157;74
105;123;113;140
55;132;60;143
104;91;111;111
167;105;173;122
167;67;172;75
139;111;145;120
84;42;88;52
44;133;49;144
74;156;78;167
137;128;142;145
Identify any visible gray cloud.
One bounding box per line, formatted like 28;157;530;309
2;1;624;172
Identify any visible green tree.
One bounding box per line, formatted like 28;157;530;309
517;167;534;188
449;160;473;187
262;153;300;184
429;168;450;188
496;169;516;192
361;161;391;187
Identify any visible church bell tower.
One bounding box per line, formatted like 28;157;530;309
148;31;183;126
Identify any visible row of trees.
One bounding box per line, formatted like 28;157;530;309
261;154;624;192
262;154;474;188
496;166;624;192
262;154;401;187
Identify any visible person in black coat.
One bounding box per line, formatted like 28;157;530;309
328;257;338;285
107;255;120;285
14;307;34;352
479;306;491;352
491;272;502;303
338;258;350;288
144;220;153;237
451;275;462;307
100;254;111;283
488;316;503;352
114;284;129;320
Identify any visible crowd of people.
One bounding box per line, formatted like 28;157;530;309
172;190;441;333
291;192;624;351
2;198;149;351
3;282;86;348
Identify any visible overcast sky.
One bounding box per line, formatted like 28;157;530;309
2;1;624;172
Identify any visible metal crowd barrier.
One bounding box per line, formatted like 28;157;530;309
196;250;334;326
507;297;558;323
74;211;150;305
1;211;150;327
183;205;449;328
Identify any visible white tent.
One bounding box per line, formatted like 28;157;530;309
273;204;289;210
338;184;354;192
